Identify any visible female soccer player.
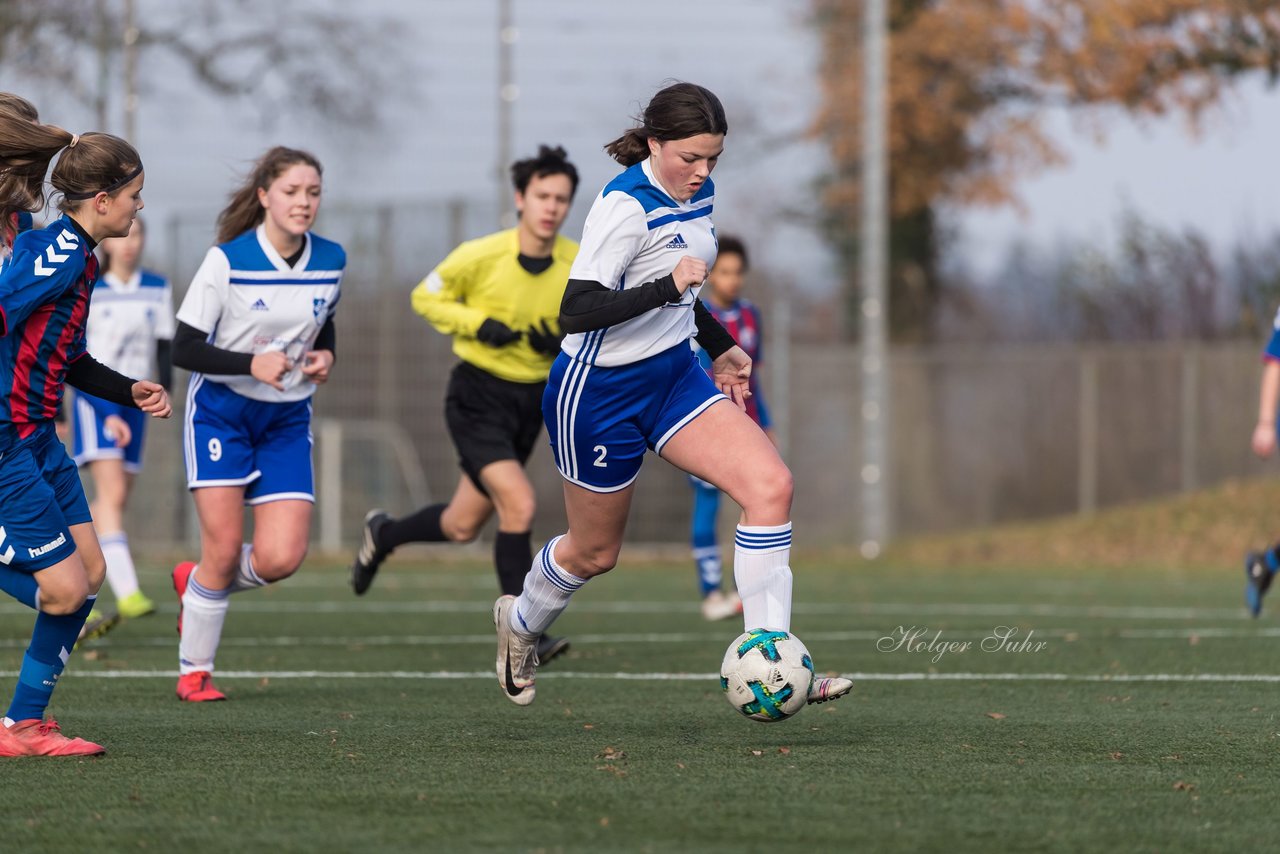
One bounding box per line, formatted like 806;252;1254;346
170;147;343;702
491;82;853;707
72;217;173;620
0;114;171;755
687;236;773;621
350;145;578;664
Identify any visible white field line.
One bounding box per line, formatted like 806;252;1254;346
5;669;1280;683
0;601;1247;620
3;626;1274;652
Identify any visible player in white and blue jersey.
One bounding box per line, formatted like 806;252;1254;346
72;217;173;621
170;147;343;703
492;83;853;708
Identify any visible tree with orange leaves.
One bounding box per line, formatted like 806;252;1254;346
814;0;1280;341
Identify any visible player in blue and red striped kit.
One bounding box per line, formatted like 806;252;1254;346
0;105;170;756
689;236;774;620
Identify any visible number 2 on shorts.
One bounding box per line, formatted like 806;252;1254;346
593;445;607;468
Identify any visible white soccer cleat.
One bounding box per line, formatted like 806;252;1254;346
493;595;539;706
700;589;743;622
807;675;853;705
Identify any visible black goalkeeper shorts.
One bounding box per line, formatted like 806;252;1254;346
444;361;545;495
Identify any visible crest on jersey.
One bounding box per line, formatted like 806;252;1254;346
313;297;327;325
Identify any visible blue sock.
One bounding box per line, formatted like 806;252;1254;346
1266;549;1280;575
0;566;38;610
6;594;94;722
690;479;722;597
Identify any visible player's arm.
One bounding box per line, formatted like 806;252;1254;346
301;316;336;384
1253;354;1280;457
0;235;81;336
410;248;488;336
66;352;169;417
154;279;177;389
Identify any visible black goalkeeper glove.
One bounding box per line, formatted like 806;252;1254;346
476;318;520;347
526;320;564;356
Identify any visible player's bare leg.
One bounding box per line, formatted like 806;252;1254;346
663;400;851;705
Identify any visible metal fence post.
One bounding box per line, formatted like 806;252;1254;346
1078;351;1099;515
1180;345;1199;493
318;418;344;553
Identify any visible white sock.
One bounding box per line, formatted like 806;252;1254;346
228;544;268;594
510;536;585;637
179;567;230;675
734;523;793;631
100;532;140;599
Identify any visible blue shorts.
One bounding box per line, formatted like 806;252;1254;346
0;425;89;571
72;391;148;472
184;377;315;504
543;343;725;493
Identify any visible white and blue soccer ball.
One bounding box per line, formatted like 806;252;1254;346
720;628;814;722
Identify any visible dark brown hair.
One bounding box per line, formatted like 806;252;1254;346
216;146;323;245
714;235;749;272
0;93;39;122
510;144;578;195
604;82;728;167
1;106;141;240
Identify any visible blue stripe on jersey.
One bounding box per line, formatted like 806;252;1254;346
139;271;167;289
227;277;342;286
601;162;717;215
646;205;714;231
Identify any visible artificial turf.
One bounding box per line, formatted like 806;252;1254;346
0;554;1275;852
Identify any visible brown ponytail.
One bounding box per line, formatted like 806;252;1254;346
216;146;323;245
0;104;72;226
604;82;729;167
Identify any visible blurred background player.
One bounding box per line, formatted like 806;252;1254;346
72;216;173;621
0;93;40;276
349;145;578;665
491;82;852;708
1245;311;1280;615
0;113;170;756
171;146;343;702
687;235;773;621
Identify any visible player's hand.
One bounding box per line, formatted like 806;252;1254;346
302;349;334;384
671;256;708;295
131;380;171;418
525;319;564;355
477;318;520;347
103;414;132;447
1253;422;1277;458
251;350;293;391
711;345;752;411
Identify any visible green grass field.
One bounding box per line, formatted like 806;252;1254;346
0;548;1276;852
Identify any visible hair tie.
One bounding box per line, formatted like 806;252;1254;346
68;134;80;148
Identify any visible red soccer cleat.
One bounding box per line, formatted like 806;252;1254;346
172;561;196;635
0;719;105;757
176;671;226;702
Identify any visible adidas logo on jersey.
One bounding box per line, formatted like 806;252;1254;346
664;233;688;250
251;298;269;311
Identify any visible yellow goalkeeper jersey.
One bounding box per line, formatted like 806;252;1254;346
410;228;579;383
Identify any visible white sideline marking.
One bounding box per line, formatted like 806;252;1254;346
3;669;1280;683
0;600;1246;620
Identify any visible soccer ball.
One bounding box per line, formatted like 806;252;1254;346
720;628;814;722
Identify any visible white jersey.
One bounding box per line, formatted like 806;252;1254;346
564;158;718;367
85;269;174;381
176;225;345;403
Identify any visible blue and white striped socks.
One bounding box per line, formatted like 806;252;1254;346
228;544;268;593
510;535;586;637
734;523;793;631
179;568;229;675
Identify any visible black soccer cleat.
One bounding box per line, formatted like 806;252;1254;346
1245;551;1274;618
350;509;391;596
536;634;570;667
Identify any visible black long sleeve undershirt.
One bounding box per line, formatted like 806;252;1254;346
172;318;335;376
172;321;254;376
559;275;682;335
692;299;737;361
155;339;173;390
67;352;137;408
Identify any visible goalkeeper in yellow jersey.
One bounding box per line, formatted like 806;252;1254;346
350;146;579;663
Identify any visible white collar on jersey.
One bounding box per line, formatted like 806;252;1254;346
255;224;312;272
102;269;142;292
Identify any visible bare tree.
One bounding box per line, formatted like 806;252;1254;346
0;0;411;129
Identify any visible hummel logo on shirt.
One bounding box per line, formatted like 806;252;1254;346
251;298;269;311
664;233;688;250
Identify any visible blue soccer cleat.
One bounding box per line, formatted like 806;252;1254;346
1245;551;1274;618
